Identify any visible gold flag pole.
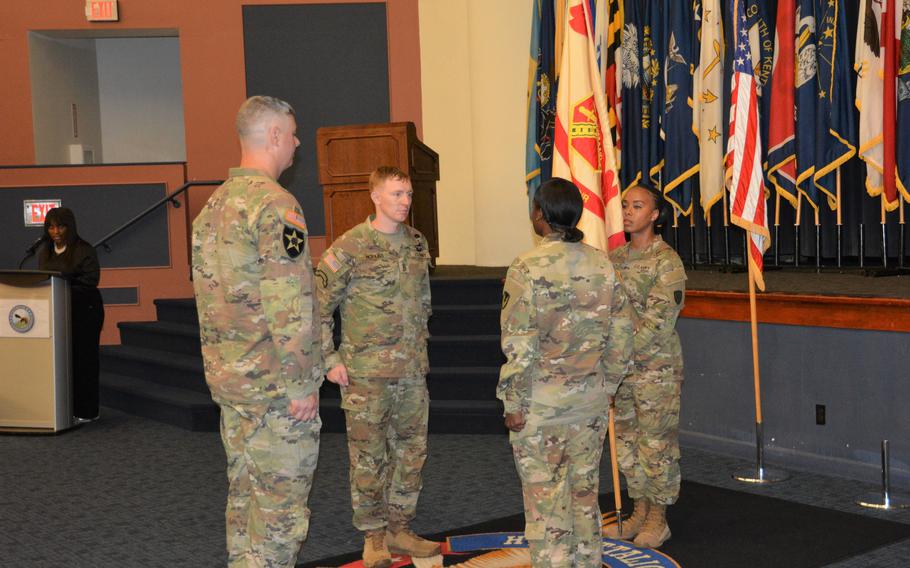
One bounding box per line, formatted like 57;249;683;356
794;191;803;267
608;404;623;536
733;246;789;484
773;192;781;265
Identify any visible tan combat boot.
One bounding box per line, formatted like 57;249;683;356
386;524;442;558
603;499;650;540
633;503;671;549
363;529;392;568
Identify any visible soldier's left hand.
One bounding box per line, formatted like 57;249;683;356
504;412;526;432
289;393;319;421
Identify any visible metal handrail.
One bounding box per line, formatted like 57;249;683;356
93;180;222;251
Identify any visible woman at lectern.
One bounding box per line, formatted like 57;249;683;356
38;207;104;422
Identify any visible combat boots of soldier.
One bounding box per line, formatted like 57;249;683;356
363;529;392;568
603;499;649;540
386;523;441;558
633;503;671;549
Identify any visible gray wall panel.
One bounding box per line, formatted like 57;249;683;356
678;318;910;487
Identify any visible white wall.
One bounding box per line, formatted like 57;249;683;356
29;34;103;165
419;0;535;267
96;37;186;163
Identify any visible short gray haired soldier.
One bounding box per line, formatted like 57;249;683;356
192;95;322;567
498;178;633;567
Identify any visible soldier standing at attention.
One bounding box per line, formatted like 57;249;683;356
497;178;633;568
316;166;438;568
603;184;686;549
192;96;322;568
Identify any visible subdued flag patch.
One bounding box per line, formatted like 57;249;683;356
324;251;342;273
284;210;308;232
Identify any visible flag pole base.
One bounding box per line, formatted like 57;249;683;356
856;440;910;510
732;466;790;484
733;422;789;484
855;492;910;510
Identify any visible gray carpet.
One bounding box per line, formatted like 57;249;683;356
1;408;908;567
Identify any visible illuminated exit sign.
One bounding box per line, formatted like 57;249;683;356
85;0;119;22
23;200;62;227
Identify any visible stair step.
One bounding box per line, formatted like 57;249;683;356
100;372;219;431
429;278;504;306
429;335;504;366
430;305;500;336
154;298;198;325
100;345;208;393
119;321;201;356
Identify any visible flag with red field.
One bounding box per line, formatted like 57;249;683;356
727;0;770;290
552;0;623;251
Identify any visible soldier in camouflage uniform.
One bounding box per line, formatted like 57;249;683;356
497;178;633;568
192;96;322;568
316;166;439;568
604;185;686;549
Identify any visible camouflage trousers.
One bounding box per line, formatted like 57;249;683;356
220;400;321;568
511;416;607;568
614;379;681;505
341;375;429;531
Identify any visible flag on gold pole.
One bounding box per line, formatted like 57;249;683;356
855;0;896;207
693;0;726;217
728;0;770;290
553;0;624;251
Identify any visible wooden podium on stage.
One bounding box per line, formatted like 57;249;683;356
316;122;440;258
0;270;74;432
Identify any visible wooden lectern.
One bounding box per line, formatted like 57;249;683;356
316;122;440;258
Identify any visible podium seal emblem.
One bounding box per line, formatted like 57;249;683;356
8;305;35;333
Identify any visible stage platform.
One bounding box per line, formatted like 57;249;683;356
434;265;910;332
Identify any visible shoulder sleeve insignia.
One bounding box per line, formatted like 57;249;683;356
674;290;683;305
282;225;306;259
315;267;329;288
324;250;342;273
284;210;308;232
502;290;511;310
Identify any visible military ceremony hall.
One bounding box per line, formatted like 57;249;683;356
1;1;909;567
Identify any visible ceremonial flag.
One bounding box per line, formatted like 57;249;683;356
856;0;887;202
693;0;726;217
812;0;856;210
883;0;900;211
728;0;770;290
744;0;777;173
604;0;623;165
795;0;820;208
662;1;700;215
553;0;625;250
898;0;910;202
766;0;798;208
620;0;646;189
646;0;667;187
526;0;558;206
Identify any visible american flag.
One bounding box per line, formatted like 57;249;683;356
727;0;770;290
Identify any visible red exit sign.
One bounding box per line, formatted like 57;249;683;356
85;0;119;22
23;200;62;227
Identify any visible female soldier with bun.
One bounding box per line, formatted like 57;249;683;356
497;177;633;567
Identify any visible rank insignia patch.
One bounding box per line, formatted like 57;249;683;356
283;226;306;258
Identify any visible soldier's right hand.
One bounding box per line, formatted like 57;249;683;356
289;393;319;421
504;412;526;433
327;364;350;386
